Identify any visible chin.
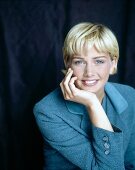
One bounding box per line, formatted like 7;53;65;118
83;88;98;93
77;85;98;92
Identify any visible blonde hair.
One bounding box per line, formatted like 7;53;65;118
62;22;119;74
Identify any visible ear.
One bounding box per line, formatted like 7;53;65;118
109;59;118;75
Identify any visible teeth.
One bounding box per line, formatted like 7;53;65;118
84;80;96;84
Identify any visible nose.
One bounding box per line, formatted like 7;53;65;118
84;62;95;76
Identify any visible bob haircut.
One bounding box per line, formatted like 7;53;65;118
62;22;119;74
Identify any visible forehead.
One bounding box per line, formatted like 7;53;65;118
72;46;109;59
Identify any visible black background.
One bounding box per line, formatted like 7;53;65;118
0;1;135;170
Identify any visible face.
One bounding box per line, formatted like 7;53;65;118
69;46;117;100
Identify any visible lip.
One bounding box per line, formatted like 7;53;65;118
82;79;98;86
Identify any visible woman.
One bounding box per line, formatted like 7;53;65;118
33;22;135;169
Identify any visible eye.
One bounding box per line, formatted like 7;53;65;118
95;59;105;64
73;60;86;65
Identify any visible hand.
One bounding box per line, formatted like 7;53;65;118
60;68;98;107
60;68;113;131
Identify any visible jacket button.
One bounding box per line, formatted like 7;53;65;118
104;150;110;155
103;136;109;142
104;142;110;149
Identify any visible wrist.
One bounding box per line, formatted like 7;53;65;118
86;95;101;109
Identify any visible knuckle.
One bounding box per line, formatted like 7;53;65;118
60;82;62;86
63;81;67;86
64;94;69;100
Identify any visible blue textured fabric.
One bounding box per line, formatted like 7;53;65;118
33;82;135;170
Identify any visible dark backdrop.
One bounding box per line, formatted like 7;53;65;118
0;1;135;170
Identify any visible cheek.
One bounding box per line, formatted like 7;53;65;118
99;64;111;77
102;68;110;76
71;67;83;77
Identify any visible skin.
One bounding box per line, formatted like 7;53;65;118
60;45;117;132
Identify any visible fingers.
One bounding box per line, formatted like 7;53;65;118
60;68;73;99
68;76;78;95
60;68;77;100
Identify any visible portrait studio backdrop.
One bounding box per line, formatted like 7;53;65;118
0;1;135;170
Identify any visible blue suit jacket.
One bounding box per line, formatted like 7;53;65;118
33;82;135;170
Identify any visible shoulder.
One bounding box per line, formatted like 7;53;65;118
33;87;64;113
111;82;135;91
108;82;135;101
110;82;135;94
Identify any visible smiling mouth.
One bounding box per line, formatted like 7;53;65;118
82;80;98;86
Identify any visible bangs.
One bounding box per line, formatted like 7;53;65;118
67;35;110;57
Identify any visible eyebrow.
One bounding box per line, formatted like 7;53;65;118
93;56;107;59
72;57;84;59
72;56;107;60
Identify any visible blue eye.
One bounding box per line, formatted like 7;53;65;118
74;60;85;65
95;60;105;64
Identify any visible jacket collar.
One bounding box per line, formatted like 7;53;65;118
105;82;128;114
65;82;128;115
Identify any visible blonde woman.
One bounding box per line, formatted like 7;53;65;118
34;22;135;170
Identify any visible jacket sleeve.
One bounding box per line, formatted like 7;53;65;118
124;121;135;169
33;103;125;170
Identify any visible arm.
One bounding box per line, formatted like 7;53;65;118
34;70;125;169
34;103;124;170
59;68;125;169
60;68;113;132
